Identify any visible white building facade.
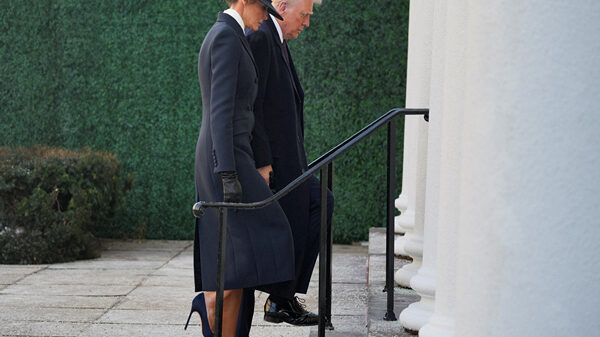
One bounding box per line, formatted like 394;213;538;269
395;1;600;336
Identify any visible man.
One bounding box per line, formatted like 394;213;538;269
246;0;334;326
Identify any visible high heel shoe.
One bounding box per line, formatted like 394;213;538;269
184;292;214;336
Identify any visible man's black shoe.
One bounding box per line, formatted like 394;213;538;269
264;296;319;326
290;296;318;319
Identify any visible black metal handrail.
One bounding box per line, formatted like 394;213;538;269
193;108;429;337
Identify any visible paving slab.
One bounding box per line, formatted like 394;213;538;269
100;239;192;251
162;256;195;270
0;265;48;270
250;325;310;337
98;249;181;261
0;307;105;323
0;266;47;285
153;265;195;277
141;274;194;287
0;321;88;337
0;272;32;285
97;309;190;325
126;285;194;299
0;294;120;309
0;284;136;296
17;269;148;286
47;260;166;270
78;323;192;337
114;293;195;311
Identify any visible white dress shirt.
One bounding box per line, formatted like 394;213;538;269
224;8;245;31
270;14;284;44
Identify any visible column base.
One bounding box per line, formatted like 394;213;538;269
395;260;421;288
399;297;434;333
410;267;436;297
419;314;455;337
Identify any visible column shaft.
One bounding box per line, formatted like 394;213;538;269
454;1;600;336
395;0;434;290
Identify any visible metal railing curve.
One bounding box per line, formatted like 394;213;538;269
193;108;429;337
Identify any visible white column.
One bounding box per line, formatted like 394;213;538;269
419;0;466;336
453;1;600;336
399;0;449;331
395;0;433;289
398;130;434;328
395;116;417;257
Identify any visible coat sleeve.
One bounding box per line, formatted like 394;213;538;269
247;30;273;168
209;29;240;173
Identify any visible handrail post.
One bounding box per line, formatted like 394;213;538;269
215;207;227;336
384;119;398;321
325;162;334;330
318;165;330;337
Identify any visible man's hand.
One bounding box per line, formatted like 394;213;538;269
257;165;273;186
220;171;242;202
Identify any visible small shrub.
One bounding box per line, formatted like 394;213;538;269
0;146;133;264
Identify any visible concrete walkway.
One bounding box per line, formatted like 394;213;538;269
0;238;372;337
0;229;417;337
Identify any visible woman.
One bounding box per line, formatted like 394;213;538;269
186;1;294;336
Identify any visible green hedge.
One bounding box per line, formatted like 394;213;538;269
0;146;132;264
0;0;409;243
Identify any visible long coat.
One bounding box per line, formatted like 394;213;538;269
194;13;294;292
246;17;312;297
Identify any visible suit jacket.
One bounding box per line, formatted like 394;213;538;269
194;12;294;292
246;17;312;296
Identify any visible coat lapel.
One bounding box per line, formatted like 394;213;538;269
218;12;259;75
283;43;304;102
264;17;303;102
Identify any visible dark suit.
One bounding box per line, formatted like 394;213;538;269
194;9;295;308
246;16;334;299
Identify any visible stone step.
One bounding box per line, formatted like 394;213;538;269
366;228;419;337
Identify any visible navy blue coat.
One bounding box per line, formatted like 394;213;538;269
246;17;313;296
194;13;294;292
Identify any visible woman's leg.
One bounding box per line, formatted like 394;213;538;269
204;289;243;337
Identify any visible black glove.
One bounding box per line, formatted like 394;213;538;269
268;170;277;193
220;171;242;203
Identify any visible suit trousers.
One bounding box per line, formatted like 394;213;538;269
294;175;334;294
236;175;333;335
